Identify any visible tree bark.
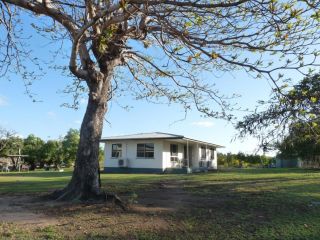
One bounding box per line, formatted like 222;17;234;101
49;71;126;209
51;74;110;201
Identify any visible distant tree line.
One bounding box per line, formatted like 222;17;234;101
276;121;320;160
274;121;320;168
237;73;320;157
218;152;275;168
0;129;104;170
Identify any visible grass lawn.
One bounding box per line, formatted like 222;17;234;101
1;168;320;239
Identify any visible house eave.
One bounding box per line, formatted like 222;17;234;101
100;136;224;148
100;136;183;142
182;137;224;148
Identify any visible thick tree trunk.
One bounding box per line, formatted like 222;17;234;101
52;93;107;201
50;73;125;209
46;51;126;208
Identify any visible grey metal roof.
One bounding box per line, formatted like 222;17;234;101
101;132;184;141
100;132;224;148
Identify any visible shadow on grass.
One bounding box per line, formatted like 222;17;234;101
174;174;320;240
0;179;69;194
0;172;176;194
0;171;73;178
1;168;320;239
118;185;320;240
65;178;320;240
217;167;320;174
104;169;320;240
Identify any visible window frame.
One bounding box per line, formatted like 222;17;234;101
111;143;122;158
170;144;179;162
136;143;155;159
210;148;215;160
201;146;207;160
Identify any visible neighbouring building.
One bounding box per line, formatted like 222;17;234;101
101;132;223;173
276;155;320;168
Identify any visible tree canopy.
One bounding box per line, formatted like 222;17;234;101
0;127;15;153
1;0;320;117
276;121;320;159
0;128;85;169
237;73;320;150
0;135;23;156
62;129;80;165
218;152;273;167
23;134;45;169
42;140;65;169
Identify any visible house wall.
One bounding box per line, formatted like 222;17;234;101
162;141;185;169
194;144;200;167
212;150;218;169
187;143;197;168
103;139;219;173
104;139;164;172
195;144;218;169
162;141;218;170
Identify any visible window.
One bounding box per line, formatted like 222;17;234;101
137;143;154;158
210;148;215;160
170;144;178;162
201;146;206;160
111;144;122;158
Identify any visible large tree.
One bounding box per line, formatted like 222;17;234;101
62;129;80;167
237;73;320;150
23;134;45;170
42;139;65;169
0;126;15;153
276;121;320;160
1;0;320;201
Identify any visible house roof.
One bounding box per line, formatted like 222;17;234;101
100;132;224;148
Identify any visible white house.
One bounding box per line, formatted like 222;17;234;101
101;132;223;173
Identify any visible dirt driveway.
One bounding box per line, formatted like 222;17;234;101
0;180;202;229
0;195;59;226
0;179;223;239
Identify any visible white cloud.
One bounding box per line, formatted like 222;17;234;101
47;111;56;118
0;96;8;106
191;121;215;128
74;120;81;125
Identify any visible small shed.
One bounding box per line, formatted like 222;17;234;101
275;158;302;168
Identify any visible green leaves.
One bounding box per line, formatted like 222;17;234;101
98;35;108;53
311;10;320;22
194;15;203;26
184;21;193;28
98;24;118;53
310;97;317;103
210;52;219;59
237;73;320;150
173;45;183;53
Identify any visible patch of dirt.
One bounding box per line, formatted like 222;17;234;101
0;195;59;226
0;179;207;237
133;180;211;212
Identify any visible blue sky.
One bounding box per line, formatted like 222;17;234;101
0;12;315;156
0;57;272;155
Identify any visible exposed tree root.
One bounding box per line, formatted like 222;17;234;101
104;191;127;211
46;188;127;211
